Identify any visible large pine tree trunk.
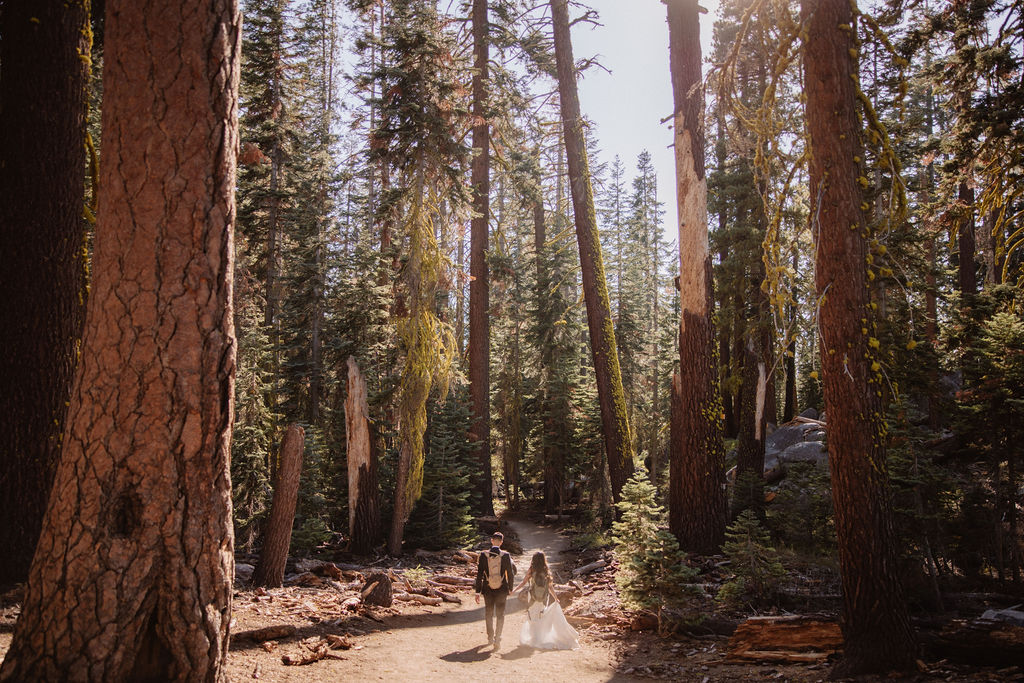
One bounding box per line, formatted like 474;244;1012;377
957;181;978;298
665;0;727;554
0;0;240;678
801;0;916;675
470;0;494;516
346;357;380;554
253;424;305;588
0;0;90;585
549;0;634;502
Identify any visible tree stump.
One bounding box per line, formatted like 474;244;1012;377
253;424;305;587
345;357;380;554
361;572;393;607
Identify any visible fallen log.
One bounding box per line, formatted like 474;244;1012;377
428;587;462;604
393;592;443;606
432;574;475;586
285;571;324;587
727;615;842;663
454;550;477;564
572;559;607;576
919;617;1024;666
236;624;298;642
427;578;470;591
281;641;344;666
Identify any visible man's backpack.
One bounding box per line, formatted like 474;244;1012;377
486;552;504;590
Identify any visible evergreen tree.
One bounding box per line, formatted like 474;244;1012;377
612;467;697;630
717;509;786;608
405;392;479;549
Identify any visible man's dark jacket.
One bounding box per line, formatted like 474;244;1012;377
474;547;516;593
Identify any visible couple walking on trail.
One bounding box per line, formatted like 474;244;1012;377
474;531;579;651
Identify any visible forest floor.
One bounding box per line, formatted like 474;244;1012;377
2;513;1023;681
220;515;829;683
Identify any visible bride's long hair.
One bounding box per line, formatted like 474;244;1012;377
530;552;549;582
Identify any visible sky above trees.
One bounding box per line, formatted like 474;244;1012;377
574;0;720;238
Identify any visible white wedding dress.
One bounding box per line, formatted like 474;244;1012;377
519;598;579;650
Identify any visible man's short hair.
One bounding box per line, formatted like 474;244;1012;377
490;531;504;541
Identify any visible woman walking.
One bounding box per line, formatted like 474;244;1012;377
513;552;579;650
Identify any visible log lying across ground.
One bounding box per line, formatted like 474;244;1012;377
919;617;1024;666
393;592;443;606
432;574;475;586
236;625;298;642
727;615;843;663
572;559;607;576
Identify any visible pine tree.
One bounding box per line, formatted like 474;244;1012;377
405;392;478;549
717;509;786;608
550;0;635;503
666;0;727;554
801;0;916;673
612;467;697;630
0;0;91;584
368;0;469;555
0;1;239;675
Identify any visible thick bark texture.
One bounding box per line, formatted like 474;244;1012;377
388;439;412;556
253;424;305;588
801;0;916;675
0;0;90;584
666;0;727;554
345;357;380;554
734;333;767;517
550;0;634;502
0;0;240;679
470;0;494;516
957;181;978;298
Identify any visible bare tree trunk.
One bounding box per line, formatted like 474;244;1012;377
0;0;90;584
957;181;978;299
735;334;767;515
470;0;494;516
550;0;634;502
0;1;239;678
783;254;799;422
801;0;916;675
388;438;412;556
346;357;380;554
254;424;305;588
666;0;727;554
981;210;1000;286
456;220;466;356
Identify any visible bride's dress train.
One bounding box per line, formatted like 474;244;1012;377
519;600;579;650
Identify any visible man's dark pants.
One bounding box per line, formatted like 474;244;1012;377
482;586;508;640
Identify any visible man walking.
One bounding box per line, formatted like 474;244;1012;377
474;531;515;649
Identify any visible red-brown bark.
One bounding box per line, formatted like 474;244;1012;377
253;424;305;588
0;0;90;585
550;0;635;502
957;181;978;298
470;0;494;516
0;0;240;678
665;0;727;554
801;0;916;675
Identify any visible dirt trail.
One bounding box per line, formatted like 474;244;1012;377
227;518;639;682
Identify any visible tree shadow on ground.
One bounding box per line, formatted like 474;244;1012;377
439;644;491;663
